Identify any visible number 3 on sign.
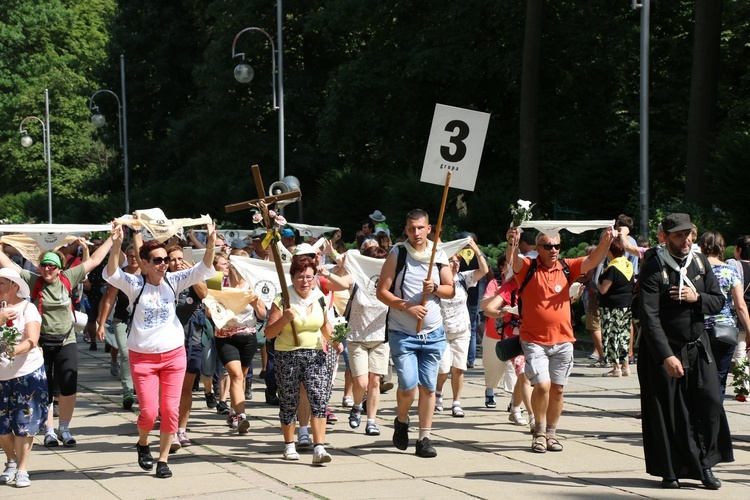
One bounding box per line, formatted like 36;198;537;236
421;104;490;192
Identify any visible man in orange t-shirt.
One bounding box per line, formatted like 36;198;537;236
505;226;614;454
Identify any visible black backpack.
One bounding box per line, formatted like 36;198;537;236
741;261;750;308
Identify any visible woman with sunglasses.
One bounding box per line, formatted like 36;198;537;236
105;222;216;479
0;237;114;449
265;254;340;465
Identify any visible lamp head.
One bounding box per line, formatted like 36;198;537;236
20;133;33;148
91;106;106;128
234;59;255;83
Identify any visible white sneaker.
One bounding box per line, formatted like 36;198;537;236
0;461;17;484
14;470;30;488
312;447;332;465
588;353;600;360
283;445;299;461
342;396;354;408
509;408;529;426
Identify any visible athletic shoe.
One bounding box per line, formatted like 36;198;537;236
238;413;251;434
0;461;17;484
170;433;181;453
283;446;299;460
349;408;361;429
177;430;191;447
392;417;409;450
123;393;135;410
326;409;337;424
312;447;332;465
435;393;444;412
342;396;354;408
205;392;218;409
14;470;30;488
379;380;394;394
216;400;230;415
245;385;253;401
227;412;240;429
509;409;529;426
415;437;437;458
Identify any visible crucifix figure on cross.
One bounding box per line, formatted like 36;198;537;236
226;164;302;345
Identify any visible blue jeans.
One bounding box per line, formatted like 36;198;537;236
710;340;736;400
389;327;446;392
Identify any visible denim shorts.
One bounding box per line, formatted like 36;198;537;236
388;327;446;392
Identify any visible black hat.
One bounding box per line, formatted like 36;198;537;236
661;213;693;233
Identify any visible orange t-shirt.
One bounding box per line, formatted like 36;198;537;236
514;256;584;345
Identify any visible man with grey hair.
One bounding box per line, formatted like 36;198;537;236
505;225;614;454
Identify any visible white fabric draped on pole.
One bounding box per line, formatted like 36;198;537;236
229;255;290;309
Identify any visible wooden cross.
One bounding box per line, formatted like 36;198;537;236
226;164;302;345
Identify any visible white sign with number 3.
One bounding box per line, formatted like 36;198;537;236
420;103;490;192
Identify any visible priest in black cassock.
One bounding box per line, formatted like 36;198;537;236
638;213;733;490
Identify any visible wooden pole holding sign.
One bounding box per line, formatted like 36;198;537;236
416;103;490;333
225;164;301;346
416;172;451;333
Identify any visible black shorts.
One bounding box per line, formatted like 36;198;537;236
216;334;257;367
185;341;204;375
42;342;78;400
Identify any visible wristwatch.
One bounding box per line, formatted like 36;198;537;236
432;282;439;294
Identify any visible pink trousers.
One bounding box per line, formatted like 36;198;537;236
129;347;186;434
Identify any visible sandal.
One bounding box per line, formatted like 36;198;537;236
365;424;381;436
602;370;621;378
589;361;607;368
452;405;465;418
621;367;631;376
485;394;497;408
546;436;563;452
531;434;547;453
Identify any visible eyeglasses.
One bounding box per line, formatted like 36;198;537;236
541;244;562;251
294;275;315;282
149;257;170;265
40;263;59;270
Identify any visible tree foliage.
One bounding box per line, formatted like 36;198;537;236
0;0;748;242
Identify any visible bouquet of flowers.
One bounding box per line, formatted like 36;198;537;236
0;319;21;363
252;209;288;249
330;316;351;344
731;357;749;402
509;199;535;228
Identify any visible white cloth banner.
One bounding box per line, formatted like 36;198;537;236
276;241;293;264
520;220;615;238
0;223;111;234
343;250;385;306
203;288;256;330
287;223;339;238
229;255;290;309
438;237;473;260
0;233;79;266
114;209;212;242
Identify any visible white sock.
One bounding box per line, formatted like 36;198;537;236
512;405;522;412
418;428;431;440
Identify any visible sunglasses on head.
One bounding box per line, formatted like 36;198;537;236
149;257;170;265
541;244;561;251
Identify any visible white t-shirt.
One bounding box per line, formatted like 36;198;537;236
0;301;44;380
440;270;478;336
103;261;214;354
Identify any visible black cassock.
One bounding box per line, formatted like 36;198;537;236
637;249;733;481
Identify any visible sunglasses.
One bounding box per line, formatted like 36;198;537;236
149;257;170;265
40;263;59;270
541;244;562;251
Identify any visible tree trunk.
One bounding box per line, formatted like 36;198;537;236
685;0;723;207
519;0;543;202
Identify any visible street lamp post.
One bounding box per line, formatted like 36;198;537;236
89;54;130;214
19;88;53;223
633;0;650;237
232;7;285;185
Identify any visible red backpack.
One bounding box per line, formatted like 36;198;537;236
30;273;76;317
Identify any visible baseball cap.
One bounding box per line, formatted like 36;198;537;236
280;228;295;239
661;213;693;233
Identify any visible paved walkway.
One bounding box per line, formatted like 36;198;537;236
4;343;749;499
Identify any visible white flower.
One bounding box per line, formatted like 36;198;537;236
252;213;262;224
275;215;287;227
268;210;277;219
332;316;347;327
518;199;531;210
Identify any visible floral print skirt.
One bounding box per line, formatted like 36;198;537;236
600;307;632;365
0;364;50;436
